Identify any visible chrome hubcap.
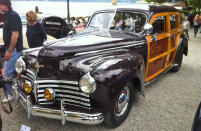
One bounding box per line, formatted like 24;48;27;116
115;86;130;116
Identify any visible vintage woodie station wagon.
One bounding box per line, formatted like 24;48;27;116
6;4;188;127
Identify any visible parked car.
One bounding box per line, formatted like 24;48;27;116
192;102;201;131
41;16;74;39
10;4;188;127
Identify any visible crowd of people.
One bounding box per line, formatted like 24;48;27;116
0;0;90;103
0;0;47;102
71;16;89;32
182;12;201;39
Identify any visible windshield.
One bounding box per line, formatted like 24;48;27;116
88;11;147;34
88;12;114;29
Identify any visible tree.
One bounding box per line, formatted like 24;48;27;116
145;0;169;4
145;0;200;10
187;0;201;10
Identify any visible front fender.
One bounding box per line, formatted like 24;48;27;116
90;53;145;113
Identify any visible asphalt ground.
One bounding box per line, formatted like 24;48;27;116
0;29;201;131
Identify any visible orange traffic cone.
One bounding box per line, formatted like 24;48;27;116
112;0;117;5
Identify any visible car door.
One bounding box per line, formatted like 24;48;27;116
145;13;169;82
167;13;182;67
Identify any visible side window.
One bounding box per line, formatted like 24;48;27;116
110;12;146;33
170;15;177;30
152;16;167;34
124;12;146;33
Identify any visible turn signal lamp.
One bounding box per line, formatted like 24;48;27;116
24;82;32;93
44;88;54;101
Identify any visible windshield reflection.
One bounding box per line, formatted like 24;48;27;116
88;11;147;34
88;12;114;29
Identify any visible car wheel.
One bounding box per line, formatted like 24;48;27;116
104;82;135;128
170;47;183;72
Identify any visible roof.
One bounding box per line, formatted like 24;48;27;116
96;4;178;13
99;4;150;11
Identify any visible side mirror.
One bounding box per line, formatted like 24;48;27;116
144;23;153;35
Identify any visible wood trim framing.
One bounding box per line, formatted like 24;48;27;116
145;12;182;82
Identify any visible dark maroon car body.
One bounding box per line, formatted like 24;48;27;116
0;4;189;127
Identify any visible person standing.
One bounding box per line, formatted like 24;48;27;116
35;6;39;14
0;0;23;102
199;13;201;33
183;17;190;40
188;11;194;28
26;11;47;48
193;14;200;38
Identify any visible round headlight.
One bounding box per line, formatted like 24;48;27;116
24;81;32;93
79;73;96;94
15;56;26;73
44;88;55;101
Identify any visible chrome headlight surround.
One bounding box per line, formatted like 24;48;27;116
79;72;96;94
15;56;26;74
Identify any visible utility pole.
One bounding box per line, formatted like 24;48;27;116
67;0;70;23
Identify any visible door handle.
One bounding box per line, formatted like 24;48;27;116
151;35;157;42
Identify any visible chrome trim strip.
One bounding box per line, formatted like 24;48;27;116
61;99;66;125
18;93;27;109
38;98;90;107
62;102;91;110
38;101;91;110
21;75;33;82
37;89;89;97
27;95;32;119
37;85;79;91
37;94;44;97
26;69;36;78
35;80;78;85
38;102;54;105
38;94;90;102
16;92;102;125
25;73;35;81
75;42;145;56
32;106;104;125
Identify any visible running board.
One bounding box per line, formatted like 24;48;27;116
144;65;173;87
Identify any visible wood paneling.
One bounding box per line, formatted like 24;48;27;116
147;56;166;77
150;38;168;59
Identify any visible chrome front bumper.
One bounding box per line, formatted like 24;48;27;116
14;86;104;125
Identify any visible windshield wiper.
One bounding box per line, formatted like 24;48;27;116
88;25;99;28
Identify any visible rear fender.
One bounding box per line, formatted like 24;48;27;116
179;33;188;56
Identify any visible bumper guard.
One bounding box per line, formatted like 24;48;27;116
14;85;104;125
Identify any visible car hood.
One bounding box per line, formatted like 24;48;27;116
39;29;141;58
36;29;146;79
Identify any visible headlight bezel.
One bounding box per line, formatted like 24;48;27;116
79;72;96;94
15;56;26;74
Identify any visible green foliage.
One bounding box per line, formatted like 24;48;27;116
145;0;169;4
145;0;200;10
187;0;201;10
179;9;190;16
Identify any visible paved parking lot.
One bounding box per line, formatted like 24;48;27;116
0;29;201;131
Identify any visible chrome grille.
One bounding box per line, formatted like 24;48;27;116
21;69;36;83
35;80;91;109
